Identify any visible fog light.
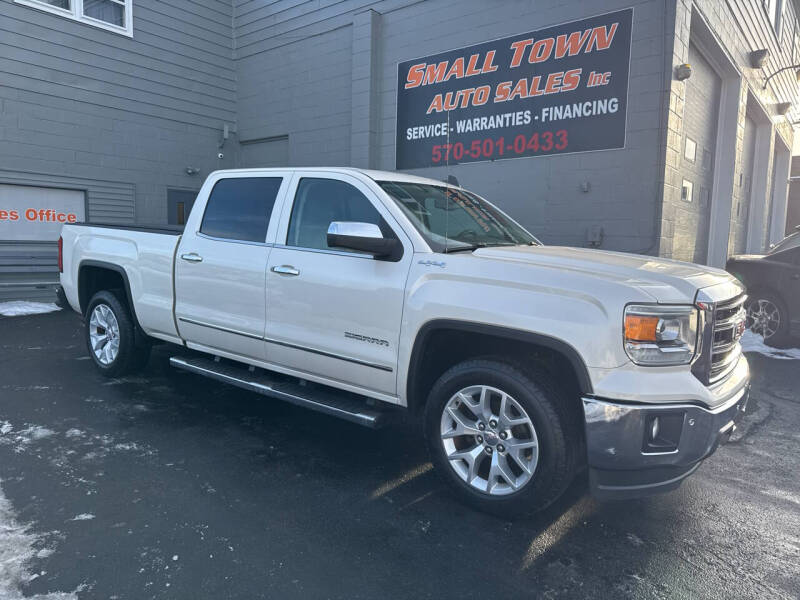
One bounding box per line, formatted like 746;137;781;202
643;412;685;453
650;416;660;441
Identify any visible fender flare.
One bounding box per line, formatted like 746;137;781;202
406;319;594;409
78;259;144;334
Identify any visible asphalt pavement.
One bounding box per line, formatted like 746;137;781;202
0;309;798;599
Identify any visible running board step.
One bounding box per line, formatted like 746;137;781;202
169;355;393;428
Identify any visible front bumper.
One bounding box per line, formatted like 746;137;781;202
582;383;750;500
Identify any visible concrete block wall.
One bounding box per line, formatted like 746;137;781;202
234;0;358;166
660;0;798;264
234;0;670;253
3;0;797;260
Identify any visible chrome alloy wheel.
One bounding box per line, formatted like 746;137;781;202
440;385;539;496
747;298;781;340
89;304;120;365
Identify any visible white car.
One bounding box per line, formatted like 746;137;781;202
59;167;750;516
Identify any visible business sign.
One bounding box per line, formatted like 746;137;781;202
395;9;632;169
0;184;85;242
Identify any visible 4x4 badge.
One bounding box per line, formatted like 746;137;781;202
418;260;446;268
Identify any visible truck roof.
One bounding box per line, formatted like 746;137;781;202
206;167;455;187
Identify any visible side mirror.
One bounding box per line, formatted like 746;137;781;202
327;222;403;261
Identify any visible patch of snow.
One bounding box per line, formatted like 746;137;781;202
741;330;800;360
18;426;55;442
81;450;107;462
2;425;55;453
626;533;644;547
113;443;139;451
68;514;95;522
64;429;84;439
0;480;80;599
0;302;61;317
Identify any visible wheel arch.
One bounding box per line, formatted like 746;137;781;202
406;319;593;416
745;285;787;307
78;260;144;334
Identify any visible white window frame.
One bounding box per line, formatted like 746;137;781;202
14;0;133;37
763;0;784;39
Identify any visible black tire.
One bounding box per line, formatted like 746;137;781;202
746;290;791;348
424;358;579;517
85;290;151;377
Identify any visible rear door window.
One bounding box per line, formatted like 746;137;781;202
200;177;282;243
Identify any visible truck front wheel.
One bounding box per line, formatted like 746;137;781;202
85;290;151;377
424;358;578;517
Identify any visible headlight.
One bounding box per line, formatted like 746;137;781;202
624;305;699;366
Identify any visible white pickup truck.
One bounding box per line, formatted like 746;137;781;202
59;167;750;515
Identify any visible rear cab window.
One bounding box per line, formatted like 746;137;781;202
200;177;283;243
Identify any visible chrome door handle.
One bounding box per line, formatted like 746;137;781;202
180;253;203;263
271;265;300;276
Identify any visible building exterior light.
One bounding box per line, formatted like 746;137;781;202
750;49;770;68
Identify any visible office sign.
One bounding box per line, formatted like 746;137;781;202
0;184;85;242
396;9;632;169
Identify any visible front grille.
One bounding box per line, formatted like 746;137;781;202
708;295;746;384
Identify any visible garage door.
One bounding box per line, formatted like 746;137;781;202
0;184;85;302
675;43;721;264
732;114;757;254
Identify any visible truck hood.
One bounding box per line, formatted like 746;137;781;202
471;245;734;303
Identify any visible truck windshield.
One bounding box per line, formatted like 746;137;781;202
378;181;539;253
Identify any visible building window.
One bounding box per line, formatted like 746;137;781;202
14;0;132;36
763;0;783;38
684;137;697;162
681;180;693;203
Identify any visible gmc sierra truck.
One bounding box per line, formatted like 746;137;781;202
59;167;750;516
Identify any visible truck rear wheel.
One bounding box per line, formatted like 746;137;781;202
85;290;151;377
424;358;578;517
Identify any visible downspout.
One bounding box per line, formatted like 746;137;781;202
639;0;673;256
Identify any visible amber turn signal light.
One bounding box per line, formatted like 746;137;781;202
624;315;659;342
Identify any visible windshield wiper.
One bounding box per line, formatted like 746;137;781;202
442;245;480;253
442;242;517;254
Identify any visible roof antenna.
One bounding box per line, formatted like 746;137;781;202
446;174;460;187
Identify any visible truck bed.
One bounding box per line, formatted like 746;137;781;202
67;222;184;235
59;222;183;344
